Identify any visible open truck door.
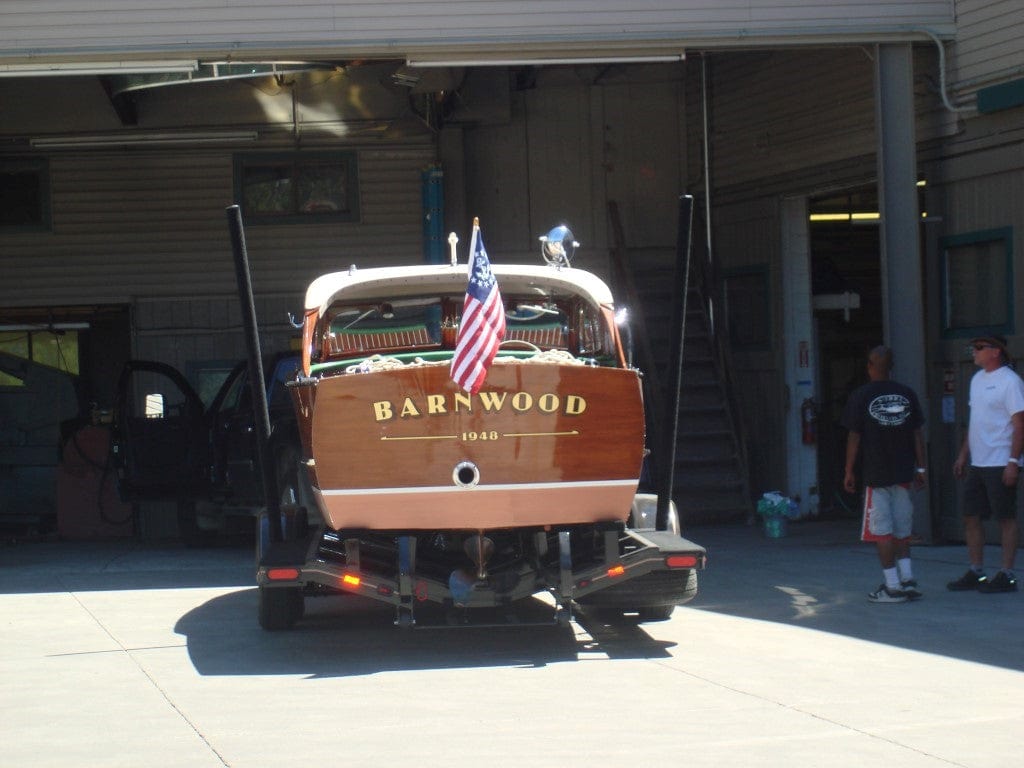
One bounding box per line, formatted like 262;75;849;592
112;360;208;502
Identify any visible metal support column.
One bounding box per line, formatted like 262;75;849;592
874;43;931;538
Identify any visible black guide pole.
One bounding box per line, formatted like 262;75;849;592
657;195;694;530
226;205;282;543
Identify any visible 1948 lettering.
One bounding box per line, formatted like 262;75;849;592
462;431;499;441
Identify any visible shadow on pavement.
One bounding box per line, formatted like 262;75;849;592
6;520;1021;674
686;519;1024;672
173;589;677;678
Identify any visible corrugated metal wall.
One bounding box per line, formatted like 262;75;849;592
708;46;945;194
463;67;687;278
708;49;876;190
695;46;939;499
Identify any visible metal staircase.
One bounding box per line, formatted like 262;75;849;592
609;202;751;525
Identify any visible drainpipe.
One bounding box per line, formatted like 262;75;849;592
921;30;973;114
423;164;445;264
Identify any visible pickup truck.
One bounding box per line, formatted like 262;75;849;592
111;351;301;545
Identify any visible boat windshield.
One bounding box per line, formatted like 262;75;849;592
314;292;616;366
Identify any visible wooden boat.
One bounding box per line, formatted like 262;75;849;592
289;257;647;533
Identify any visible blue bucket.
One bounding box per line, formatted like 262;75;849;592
763;515;787;538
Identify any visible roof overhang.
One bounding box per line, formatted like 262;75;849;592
0;22;956;73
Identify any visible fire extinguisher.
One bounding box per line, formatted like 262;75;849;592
801;398;817;445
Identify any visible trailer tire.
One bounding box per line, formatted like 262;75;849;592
258;585;304;630
578;569;697;622
636;604;676;622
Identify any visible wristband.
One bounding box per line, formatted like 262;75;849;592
915;467;926;474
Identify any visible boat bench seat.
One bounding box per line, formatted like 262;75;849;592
327;325;433;355
504;324;567;349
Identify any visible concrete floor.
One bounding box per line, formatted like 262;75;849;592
1;518;1021;767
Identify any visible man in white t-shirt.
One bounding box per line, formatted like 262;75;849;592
948;332;1024;593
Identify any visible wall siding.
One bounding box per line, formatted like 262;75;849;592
0;143;436;309
0;141;435;372
950;0;1024;88
706;46;947;193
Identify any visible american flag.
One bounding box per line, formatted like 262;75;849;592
450;222;505;394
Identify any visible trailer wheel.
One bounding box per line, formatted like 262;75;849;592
578;569;697;623
636;604;676;622
258;586;304;630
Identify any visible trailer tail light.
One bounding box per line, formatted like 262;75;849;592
267;567;300;581
666;555;699;569
341;573;361;588
607;564;626;578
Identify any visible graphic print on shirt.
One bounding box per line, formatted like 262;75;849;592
868;394;911;426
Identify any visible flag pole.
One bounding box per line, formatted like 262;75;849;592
467;217;480;275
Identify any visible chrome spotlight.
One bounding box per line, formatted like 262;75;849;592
539;225;579;268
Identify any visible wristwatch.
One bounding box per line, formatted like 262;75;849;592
916;467;927;474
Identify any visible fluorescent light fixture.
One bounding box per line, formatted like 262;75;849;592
0;322;89;331
806;212;879;222
0;60;199;77
30;130;258;149
809;211;928;222
407;53;684;68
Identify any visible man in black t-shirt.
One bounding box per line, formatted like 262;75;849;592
842;346;927;603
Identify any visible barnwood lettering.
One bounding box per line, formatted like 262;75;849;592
372;390;588;422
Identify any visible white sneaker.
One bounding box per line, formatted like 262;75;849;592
868;584;908;603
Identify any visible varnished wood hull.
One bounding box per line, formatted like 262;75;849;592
291;362;645;532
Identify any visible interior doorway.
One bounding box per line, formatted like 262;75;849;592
808;186;883;518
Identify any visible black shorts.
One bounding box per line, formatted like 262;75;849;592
963;466;1019;520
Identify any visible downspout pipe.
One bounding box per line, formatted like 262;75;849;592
922;29;973;114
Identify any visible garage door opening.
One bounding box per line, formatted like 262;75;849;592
0;305;131;539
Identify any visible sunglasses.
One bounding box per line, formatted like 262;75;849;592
968;343;997;352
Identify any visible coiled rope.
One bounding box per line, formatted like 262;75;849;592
345;349;587;374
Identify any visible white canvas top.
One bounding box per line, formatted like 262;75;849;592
304;262;616;316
